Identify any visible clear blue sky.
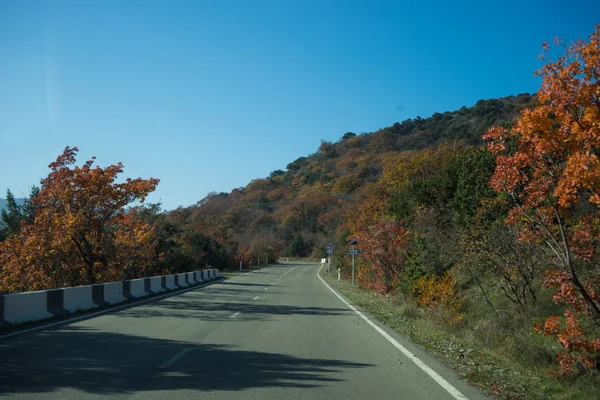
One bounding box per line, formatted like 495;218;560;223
1;0;598;210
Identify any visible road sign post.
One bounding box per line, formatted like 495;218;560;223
348;237;358;285
326;243;333;276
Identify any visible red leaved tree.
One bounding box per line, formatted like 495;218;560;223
483;25;600;375
358;219;409;294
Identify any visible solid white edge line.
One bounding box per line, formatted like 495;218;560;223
159;347;192;369
0;278;226;341
317;264;469;400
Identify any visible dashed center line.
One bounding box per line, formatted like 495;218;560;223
230;312;240;318
159;348;192;369
281;266;295;277
264;287;268;290
253;296;260;300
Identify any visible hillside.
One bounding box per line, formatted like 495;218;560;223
177;93;534;262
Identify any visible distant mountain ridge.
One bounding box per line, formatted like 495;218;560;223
0;198;25;214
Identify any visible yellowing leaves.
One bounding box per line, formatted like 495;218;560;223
0;147;161;293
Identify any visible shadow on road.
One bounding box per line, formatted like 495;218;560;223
113;296;351;322
0;326;372;396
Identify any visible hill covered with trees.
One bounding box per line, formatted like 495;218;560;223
176;92;535;264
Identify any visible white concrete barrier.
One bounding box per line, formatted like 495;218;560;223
165;275;177;290
63;286;96;312
103;282;126;305
185;272;195;285
3;291;52;324
129;278;146;298
176;273;190;287
150;276;164;293
1;268;221;328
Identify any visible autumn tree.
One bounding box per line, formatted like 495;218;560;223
0;147;160;293
484;26;600;375
358;219;409;294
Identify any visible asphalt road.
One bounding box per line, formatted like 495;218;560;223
0;262;489;399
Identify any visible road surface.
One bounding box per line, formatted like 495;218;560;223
0;262;488;399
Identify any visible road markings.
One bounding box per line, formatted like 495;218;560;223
230;312;241;318
281;266;295;277
317;264;470;400
253;296;260;300
159;348;192;369
264;288;268;290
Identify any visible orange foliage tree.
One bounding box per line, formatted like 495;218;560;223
412;271;464;326
0;147;160;293
484;26;600;375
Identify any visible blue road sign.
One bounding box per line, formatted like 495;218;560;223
348;249;360;255
326;249;334;254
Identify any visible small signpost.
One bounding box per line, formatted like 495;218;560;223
348;237;358;285
326;243;333;275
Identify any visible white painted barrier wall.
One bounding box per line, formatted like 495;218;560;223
185;272;195;285
1;269;220;328
177;273;190;287
129;278;146;298
3;291;52;324
63;286;96;312
165;275;177;290
150;277;164;293
103;282;126;305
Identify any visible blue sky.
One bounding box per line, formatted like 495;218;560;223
1;0;598;210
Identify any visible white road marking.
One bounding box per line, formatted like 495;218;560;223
253;296;260;300
264;288;268;290
0;278;226;341
281;266;295;276
159;347;192;369
230;312;240;318
317;264;470;400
